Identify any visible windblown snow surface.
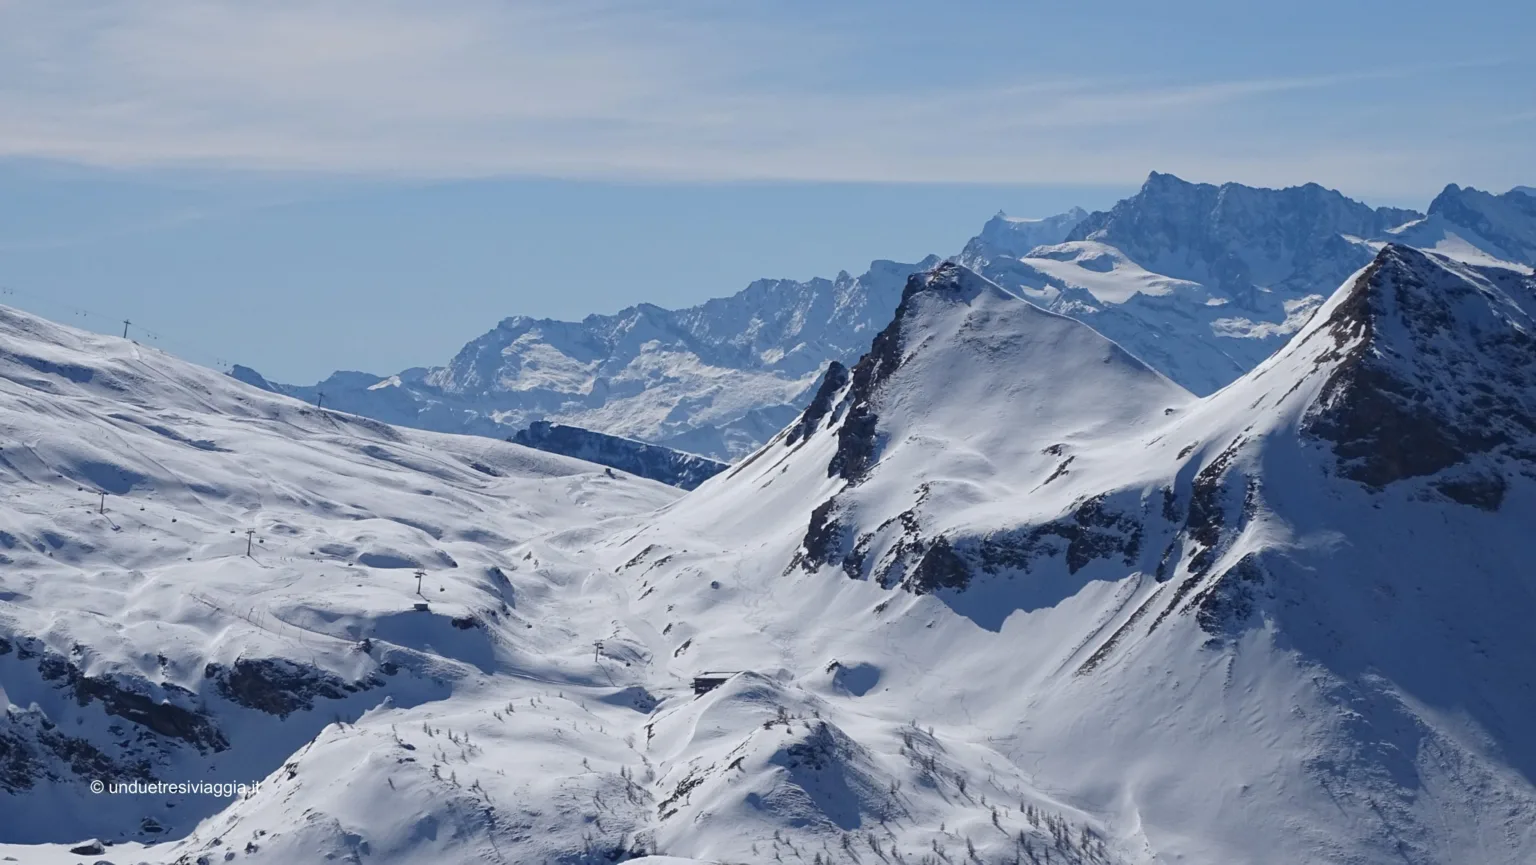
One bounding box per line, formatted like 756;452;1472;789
3;246;1535;864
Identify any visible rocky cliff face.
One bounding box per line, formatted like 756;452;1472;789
1298;245;1536;505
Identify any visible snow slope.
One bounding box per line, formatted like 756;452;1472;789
0;304;692;861
960;208;1089;260
586;255;1536;864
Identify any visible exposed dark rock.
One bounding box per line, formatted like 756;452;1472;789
1041;456;1075;486
777;721;845;772
1433;471;1508;511
785;361;849;447
204;658;379;719
905;537;971;593
1077;588;1165;676
620;544;661;571
1;708;143;793
1303;246;1536;495
828;405;879;482
977;495;1143;577
1192;553;1269;636
823;266;955;482
841;534;872;580
26;649;227;752
1161;487;1182;523
1184;441;1244;578
791;499;846;573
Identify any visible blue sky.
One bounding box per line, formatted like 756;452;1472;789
0;0;1530;382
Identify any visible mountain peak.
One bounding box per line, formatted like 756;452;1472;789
1421;183;1536;265
961;208;1089;262
765;261;1187;486
901;260;1013;306
1288;244;1536;502
1143;170;1197;189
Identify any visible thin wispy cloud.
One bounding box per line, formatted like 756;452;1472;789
0;0;1525;194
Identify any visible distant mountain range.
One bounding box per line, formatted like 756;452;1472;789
244;176;1535;466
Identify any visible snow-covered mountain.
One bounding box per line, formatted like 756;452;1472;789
591;253;1536;863
1388;183;1536;267
253;258;943;462
3;239;1534;864
962;207;1089;260
512;420;728;490
959;172;1427;394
